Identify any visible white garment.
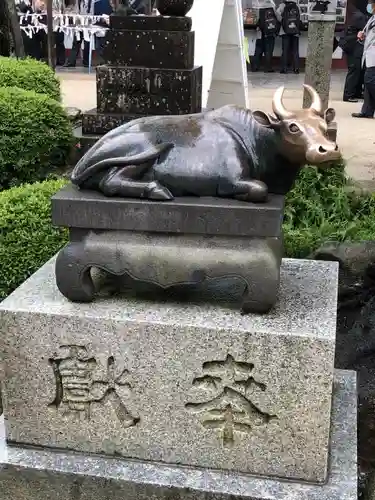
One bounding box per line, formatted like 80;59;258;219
362;15;375;68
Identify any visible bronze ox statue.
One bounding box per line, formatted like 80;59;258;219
71;85;341;203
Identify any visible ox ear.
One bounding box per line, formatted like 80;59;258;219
324;108;336;124
253;110;280;129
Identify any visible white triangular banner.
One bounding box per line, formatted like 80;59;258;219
190;0;249;109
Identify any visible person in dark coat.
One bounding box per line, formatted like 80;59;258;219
252;0;279;72
352;0;375;118
341;6;369;102
93;0;113;64
276;0;301;74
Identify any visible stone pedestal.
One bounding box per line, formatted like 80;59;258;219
51;185;284;314
1;256;338;482
303;20;336;111
77;14;203;149
0;371;357;500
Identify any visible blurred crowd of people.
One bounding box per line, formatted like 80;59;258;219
17;0;113;66
16;0;153;66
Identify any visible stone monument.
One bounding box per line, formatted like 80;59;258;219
0;258;358;499
0;4;356;496
77;1;202;156
303;0;338;140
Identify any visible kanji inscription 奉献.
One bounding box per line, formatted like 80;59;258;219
185;354;277;446
48;345;140;427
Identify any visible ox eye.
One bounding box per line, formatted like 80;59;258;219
289;123;300;134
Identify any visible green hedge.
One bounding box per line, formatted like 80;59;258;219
0;179;68;300
0;56;61;100
0;86;74;190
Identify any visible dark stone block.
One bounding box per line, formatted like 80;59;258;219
110;15;192;31
103;30;194;69
73;126;100;161
96;66;202;115
82;104;213;135
52;184;285;238
82;109;143;135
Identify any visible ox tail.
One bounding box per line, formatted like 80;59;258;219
71;142;174;186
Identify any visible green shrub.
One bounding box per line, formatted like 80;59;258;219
0;86;74;189
284;161;375;257
0;56;61;100
0;179;69;300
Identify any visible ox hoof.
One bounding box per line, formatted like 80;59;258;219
145;181;174;201
247;180;268;203
236;180;268;203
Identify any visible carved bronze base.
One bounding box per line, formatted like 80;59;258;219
52;185;284;314
55;230;282;314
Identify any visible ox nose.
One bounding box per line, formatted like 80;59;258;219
318;144;339;154
306;142;341;164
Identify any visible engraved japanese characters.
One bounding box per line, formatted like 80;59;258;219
186;355;277;446
49;345;139;427
47;347;277;447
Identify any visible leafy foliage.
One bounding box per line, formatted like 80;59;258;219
284;161;375;257
0;86;74;189
0;56;61;100
0;179;69;300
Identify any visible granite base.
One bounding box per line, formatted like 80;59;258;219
0;370;357;500
0;257;337;482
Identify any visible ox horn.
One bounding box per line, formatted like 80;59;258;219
272;86;294;120
303;84;323;115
